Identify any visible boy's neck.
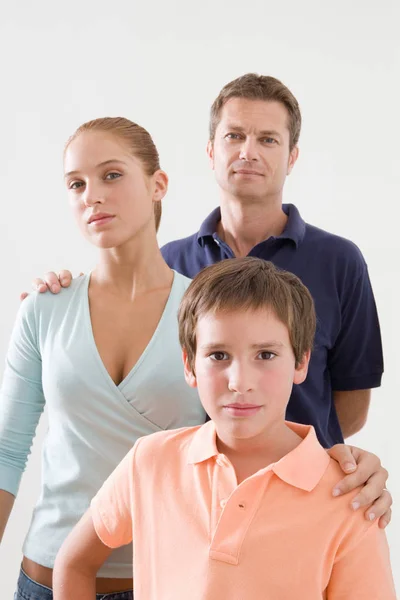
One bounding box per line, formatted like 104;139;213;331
216;422;303;484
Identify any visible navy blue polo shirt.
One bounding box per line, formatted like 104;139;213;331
161;204;383;448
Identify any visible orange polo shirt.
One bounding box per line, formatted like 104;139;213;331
91;422;396;599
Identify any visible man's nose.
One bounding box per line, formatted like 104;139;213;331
239;137;259;162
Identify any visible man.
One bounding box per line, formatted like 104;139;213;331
161;74;382;449
29;74;390;524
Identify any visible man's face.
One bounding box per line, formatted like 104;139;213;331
183;308;309;444
208;98;299;202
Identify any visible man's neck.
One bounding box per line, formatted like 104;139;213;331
217;195;288;258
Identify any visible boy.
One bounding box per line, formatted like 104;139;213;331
53;258;395;599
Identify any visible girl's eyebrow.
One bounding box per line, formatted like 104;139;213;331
64;159;128;179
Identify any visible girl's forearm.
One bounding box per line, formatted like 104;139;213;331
53;564;97;600
0;489;15;542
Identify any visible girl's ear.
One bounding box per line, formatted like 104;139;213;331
182;348;197;388
153;169;169;202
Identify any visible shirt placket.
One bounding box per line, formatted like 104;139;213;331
210;460;273;565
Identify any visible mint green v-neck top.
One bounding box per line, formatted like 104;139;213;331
0;271;205;577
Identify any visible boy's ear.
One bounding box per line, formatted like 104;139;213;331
182;348;197;388
293;350;311;385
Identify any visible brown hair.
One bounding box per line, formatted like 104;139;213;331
65;117;162;231
209;73;301;151
178;257;315;372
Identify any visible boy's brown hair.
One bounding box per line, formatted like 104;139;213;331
178;257;316;372
209;73;301;151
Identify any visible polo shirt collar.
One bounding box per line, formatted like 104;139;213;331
187;420;330;493
196;204;306;249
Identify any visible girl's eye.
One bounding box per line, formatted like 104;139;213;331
105;172;121;180
69;181;84;190
210;352;229;361
258;351;276;360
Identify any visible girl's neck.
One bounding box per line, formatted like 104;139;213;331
92;226;173;299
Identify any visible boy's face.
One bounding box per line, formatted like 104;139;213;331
183;308;310;443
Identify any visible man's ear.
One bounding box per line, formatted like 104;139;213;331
206;140;215;170
293;349;311;385
287;145;299;175
182;348;197;388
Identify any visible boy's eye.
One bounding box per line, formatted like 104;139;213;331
210;352;229;361
257;351;276;360
105;172;122;180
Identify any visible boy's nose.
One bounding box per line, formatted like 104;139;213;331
227;364;254;394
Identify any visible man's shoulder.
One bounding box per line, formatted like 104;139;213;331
303;222;367;276
161;232;205;277
161;232;199;259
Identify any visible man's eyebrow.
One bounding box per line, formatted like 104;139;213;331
223;124;282;138
64;159;128;179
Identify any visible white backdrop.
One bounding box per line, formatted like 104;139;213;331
0;0;399;595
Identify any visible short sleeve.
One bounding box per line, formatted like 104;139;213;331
0;294;45;495
327;521;396;598
90;440;140;549
328;264;383;391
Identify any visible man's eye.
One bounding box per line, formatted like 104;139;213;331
225;133;242;140
210;352;229;361
105;172;121;180
258;351;276;360
262;137;277;144
69;181;84;190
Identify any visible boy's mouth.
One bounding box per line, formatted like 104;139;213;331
223;403;262;417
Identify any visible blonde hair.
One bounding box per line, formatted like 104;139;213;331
178;257;316;373
65;117;162;231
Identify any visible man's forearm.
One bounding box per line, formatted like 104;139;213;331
0;489;15;542
334;389;371;439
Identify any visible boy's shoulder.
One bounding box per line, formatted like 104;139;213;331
134;424;203;464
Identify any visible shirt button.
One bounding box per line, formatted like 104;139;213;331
220;499;227;508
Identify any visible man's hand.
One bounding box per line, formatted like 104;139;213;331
20;270;75;301
328;444;391;528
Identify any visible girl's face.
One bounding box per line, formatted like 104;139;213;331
64;130;167;249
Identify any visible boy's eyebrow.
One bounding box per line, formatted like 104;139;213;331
64;159;128;179
200;341;286;351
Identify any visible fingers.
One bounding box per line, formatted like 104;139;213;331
362;488;392;526
327;443;357;474
333;458;385;498
32;278;48;293
20;292;29;301
350;470;389;509
378;506;392;529
58;270;73;288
